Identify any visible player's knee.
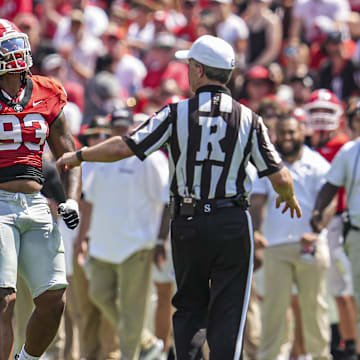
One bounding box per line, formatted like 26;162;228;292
34;288;66;318
0;288;16;319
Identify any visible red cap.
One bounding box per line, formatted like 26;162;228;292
104;23;125;40
246;66;270;80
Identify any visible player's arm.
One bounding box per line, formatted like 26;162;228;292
48;111;82;229
56;136;134;172
311;182;339;233
48;111;81;201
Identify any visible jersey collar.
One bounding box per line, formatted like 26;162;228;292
195;85;231;96
0;77;33;113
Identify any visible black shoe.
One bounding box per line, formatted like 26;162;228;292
167;347;175;360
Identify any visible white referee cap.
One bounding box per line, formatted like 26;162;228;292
175;35;235;70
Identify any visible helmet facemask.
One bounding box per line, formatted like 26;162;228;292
304;101;343;131
0;33;32;75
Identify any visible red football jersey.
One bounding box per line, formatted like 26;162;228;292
0;75;67;171
318;132;349;213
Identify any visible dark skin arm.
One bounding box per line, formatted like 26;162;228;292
310;182;339;233
47;111;81;202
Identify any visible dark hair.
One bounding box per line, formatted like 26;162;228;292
194;59;232;84
346;97;360;130
95;54;114;73
276;114;303;130
258;97;289;119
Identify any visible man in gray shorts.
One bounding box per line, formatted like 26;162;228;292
0;19;81;360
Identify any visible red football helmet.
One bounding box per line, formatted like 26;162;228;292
0;19;32;75
304;89;343;131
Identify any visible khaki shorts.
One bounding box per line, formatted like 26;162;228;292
327;215;353;296
0;190;67;298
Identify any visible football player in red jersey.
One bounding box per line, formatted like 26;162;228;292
0;19;81;360
305;89;359;359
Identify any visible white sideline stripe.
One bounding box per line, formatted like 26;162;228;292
233;210;254;360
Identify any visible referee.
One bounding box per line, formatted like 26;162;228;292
57;35;302;360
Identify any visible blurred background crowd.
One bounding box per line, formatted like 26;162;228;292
5;0;360;359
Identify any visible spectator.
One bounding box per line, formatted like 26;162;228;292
41;53;85;111
53;9;105;85
143;32;180;89
242;0;282;67
175;0;200;43
81;108;169;360
289;0;351;45
153;9;186;35
318;31;360;101
288;69;314;107
102;23;147;97
257;97;289;144
126;0;158;57
73;116;120;360
209;0;249;58
13;13;41;54
82;70;124;124
251;115;332;360
281;42;310;81
0;0;32;21
238;65;276;112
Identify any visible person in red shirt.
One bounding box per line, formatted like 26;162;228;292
175;0;200;43
0;19;81;360
0;0;33;21
305;89;358;359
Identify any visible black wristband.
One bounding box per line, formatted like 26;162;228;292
76;147;87;162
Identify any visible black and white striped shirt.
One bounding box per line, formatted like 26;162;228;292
125;85;283;200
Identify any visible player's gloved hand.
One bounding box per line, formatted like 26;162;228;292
58;199;80;229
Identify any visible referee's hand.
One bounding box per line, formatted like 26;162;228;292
56;151;81;172
276;195;302;219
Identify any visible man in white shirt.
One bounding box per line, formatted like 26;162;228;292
312;100;360;356
209;0;249;54
53;9;105;85
102;23;147;97
251;115;332;360
290;0;351;44
81;108;170;360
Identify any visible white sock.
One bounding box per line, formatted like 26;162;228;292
18;346;40;360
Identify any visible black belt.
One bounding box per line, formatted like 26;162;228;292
170;195;249;219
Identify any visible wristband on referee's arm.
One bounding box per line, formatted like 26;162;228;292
76;147;88;163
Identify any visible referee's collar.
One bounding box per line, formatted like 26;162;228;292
195;85;231;96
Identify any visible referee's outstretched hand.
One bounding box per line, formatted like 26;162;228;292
56;151;81;172
276;195;302;219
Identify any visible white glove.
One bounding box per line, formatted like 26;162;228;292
58;199;80;230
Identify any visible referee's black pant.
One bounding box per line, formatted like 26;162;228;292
170;207;253;360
